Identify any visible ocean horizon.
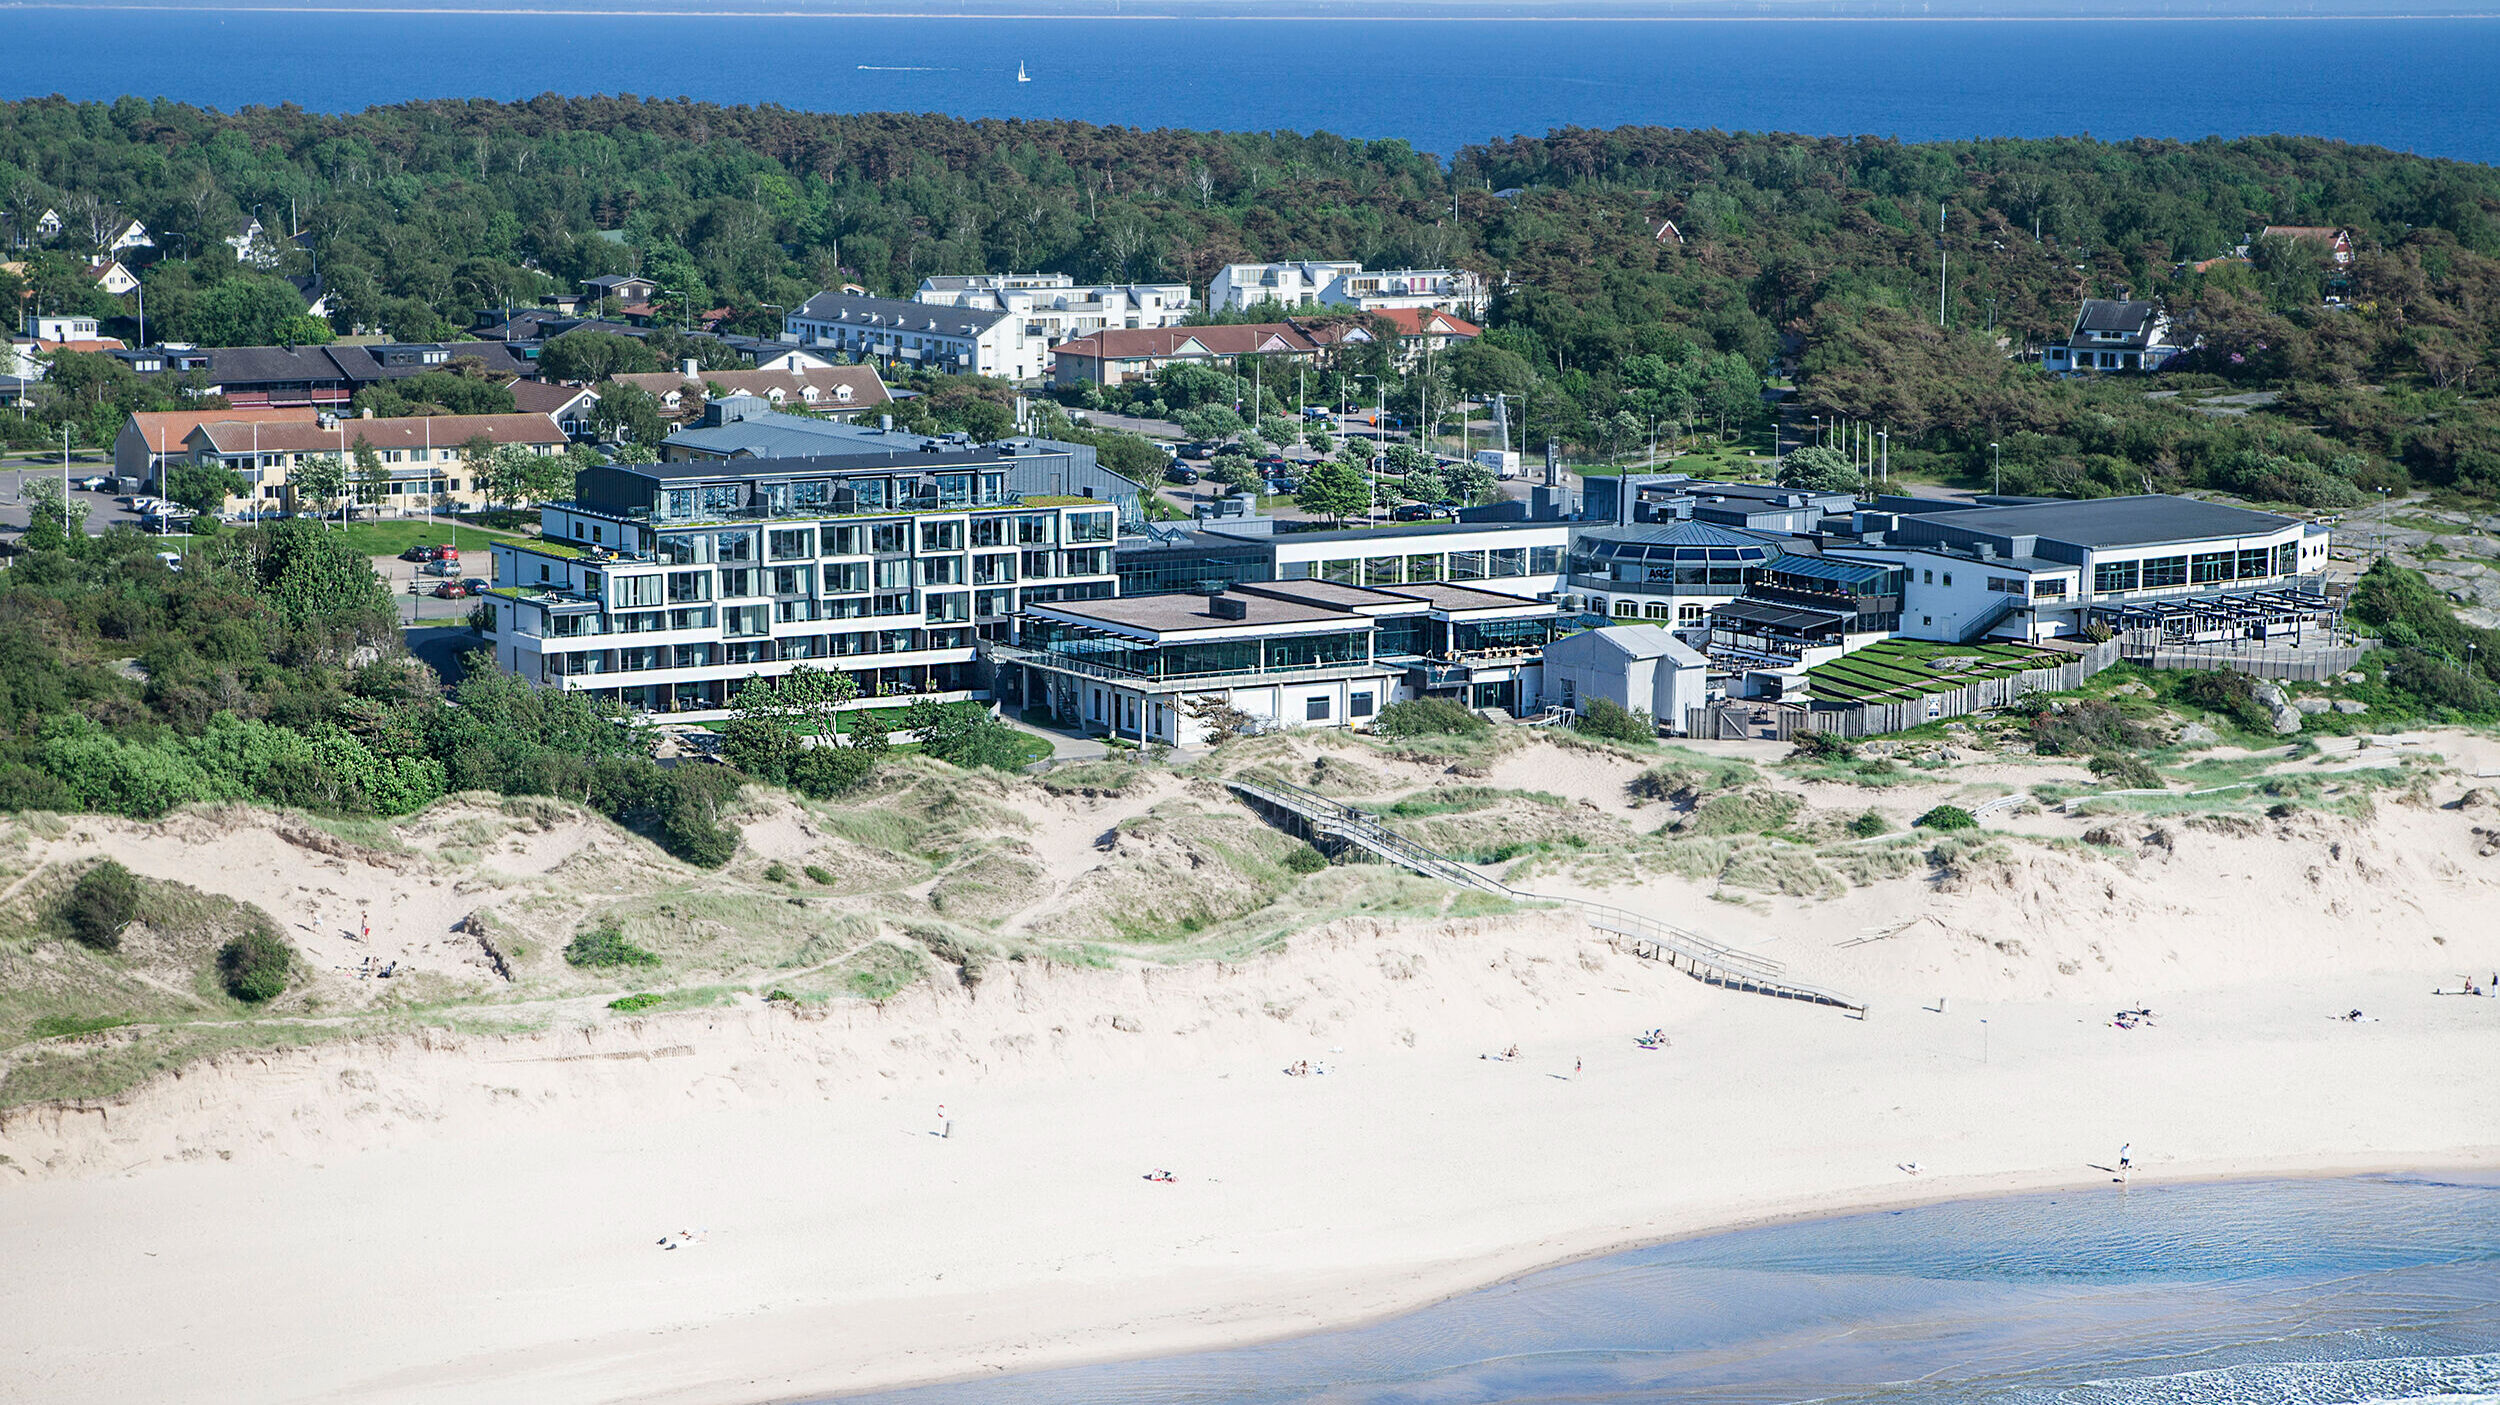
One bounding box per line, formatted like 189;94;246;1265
13;11;2500;161
834;1172;2500;1404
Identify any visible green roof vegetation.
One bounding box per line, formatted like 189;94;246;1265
1806;639;2068;704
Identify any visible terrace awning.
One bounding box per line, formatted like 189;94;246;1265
1711;599;1850;634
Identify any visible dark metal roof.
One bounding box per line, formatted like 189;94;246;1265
1763;555;1897;587
791;291;1009;337
1710;599;1850;632
1909;494;2297;550
2076;299;2158;334
620;449;1041;482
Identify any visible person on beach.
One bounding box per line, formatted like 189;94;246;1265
1574;1057;1582;1076
936;1104;951;1139
2119;1142;2132;1172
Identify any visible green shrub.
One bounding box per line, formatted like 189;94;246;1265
2087;753;2163;790
1282;842;1328;873
217;923;293;1002
1372;698;1489;738
565;922;659;968
1914;804;1979;831
1573;697;1655;744
787;740;881;797
62;859;142;951
1847;809;1890;838
905;699;1036;771
763;860;791;883
608;992;664;1011
1790;730;1856;761
2025;697;2156;755
803;864;836;885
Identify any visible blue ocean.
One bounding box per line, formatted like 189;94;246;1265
10;11;2500;162
839;1174;2500;1404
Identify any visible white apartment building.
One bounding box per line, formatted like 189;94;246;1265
485;449;1121;715
915;274;1192;382
1208;261;1488;318
782;291;1020;379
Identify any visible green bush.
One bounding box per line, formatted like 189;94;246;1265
787;740;880;797
1372;698;1490;738
608;992;664;1011
1282;842;1329;873
905;699;1035;771
1573;696;1655;744
1914;804;1979;831
2024;697;2155;755
2088;753;2163;789
1790;730;1857;761
763;860;791;883
62;859;142;951
217;923;293;1002
1847;809;1890;838
565;922;660;968
803;864;836;885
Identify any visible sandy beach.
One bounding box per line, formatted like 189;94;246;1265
5;731;2500;1403
4;932;2497;1403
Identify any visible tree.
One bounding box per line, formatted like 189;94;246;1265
350;436;392;511
481;442;567;509
902;699;1030;772
1777;444;1859;494
591;380;669;450
166;462;248;519
62;859;142;951
217;923;294;1002
21;475;87;551
273;313;334;346
1446;461;1498;505
293;452;347;523
1701;352;1762;438
539;329;656;384
1294;459;1374;524
1400;469;1449;504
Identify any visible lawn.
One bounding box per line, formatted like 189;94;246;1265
332;519;524;559
1806;639;2067;704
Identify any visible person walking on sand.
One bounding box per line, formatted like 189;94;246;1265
936;1104;952;1140
1574;1057;1582;1076
2118;1142;2132;1173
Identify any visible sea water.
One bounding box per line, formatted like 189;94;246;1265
837;1173;2500;1403
13;13;2500;162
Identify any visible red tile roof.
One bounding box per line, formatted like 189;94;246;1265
127;406;320;455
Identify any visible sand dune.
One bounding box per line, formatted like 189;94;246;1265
3;737;2499;1404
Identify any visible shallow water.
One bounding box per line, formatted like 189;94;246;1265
837;1173;2500;1403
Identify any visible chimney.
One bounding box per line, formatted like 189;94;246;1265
879;413;894;433
680;357;699;378
360;407;373;419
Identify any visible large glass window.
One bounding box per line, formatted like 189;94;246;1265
921;519;964;552
870;522;909;554
875;559;914;590
717;531;756;563
1448;551;1486;581
921;556;966;587
1403;553;1443;583
2140;556;2187;589
2276;542;2300;575
666;570;711;603
1490;549;1526;577
2191;552;2231;584
971;518;1007;548
1318;558;1359;585
768;528;813;560
2094;560;2140;594
771;566;811;595
1017;514;1056;546
1363;556;1403;586
1067;511;1115;543
822;524;864;557
658;532;712;565
613;575;664;608
1530;546;1562;574
824;562;869;594
2236;547;2273;579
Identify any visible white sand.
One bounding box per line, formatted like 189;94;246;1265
4;748;2500;1403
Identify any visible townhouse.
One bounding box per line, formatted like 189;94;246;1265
183;411;568;510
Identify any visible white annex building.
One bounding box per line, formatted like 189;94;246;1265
1207;261;1488;318
914;274;1191;383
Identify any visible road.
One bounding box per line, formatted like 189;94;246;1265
0;464;157;535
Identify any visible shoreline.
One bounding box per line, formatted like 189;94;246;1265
816;1151;2500;1402
6;942;2496;1405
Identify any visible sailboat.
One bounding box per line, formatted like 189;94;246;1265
1016;62;1030;83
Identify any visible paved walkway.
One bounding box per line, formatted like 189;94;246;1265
1006;718;1109;764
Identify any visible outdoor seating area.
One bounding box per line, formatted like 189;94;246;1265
1804;639;2070;705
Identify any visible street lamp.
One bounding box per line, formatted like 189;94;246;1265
1990;442;2001;498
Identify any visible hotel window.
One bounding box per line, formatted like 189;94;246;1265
1306;696;1332;722
922;520;964;552
1067;511;1115;543
2237;548;2273;579
1490;549;1526;577
1350;691;1375;718
2033;579;2068;601
1645;603;1672;620
2093;560;2139;594
719;568;758;598
669;570;710;604
717;532;756;564
1447;551;1486;581
1017;514;1056;545
823;525;864;557
771;566;811;595
871;523;910;554
874;559;914;590
971;518;1007;548
768;529;813;560
2140;556;2188;589
2191;551;2232;584
613;575;664;609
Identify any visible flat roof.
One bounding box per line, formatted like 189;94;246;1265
1264;519;1569;547
1234;579;1422;613
1907;494;2298;549
1377;581;1554;613
1036;592;1356;636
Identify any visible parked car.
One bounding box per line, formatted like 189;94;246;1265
1392;503;1451;522
1300;406;1331;421
1255;455;1291;473
154;551;183;572
70;474;110;492
1165;464;1200;485
122;495;162;512
1264;477;1299;495
398;544;437;561
430;581;468;599
1177;441;1218;460
460;577;490;595
420;558;461;577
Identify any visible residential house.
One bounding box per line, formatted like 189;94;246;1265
1207;261;1488;318
2041;299;2186;374
609;363;891;422
1368;307;1480;365
2259;225;2358;298
1046;321;1368;388
5;209;63;246
915;274;1192;383
226;216;284;269
85;259;139;296
579;274;659;308
99;218;154;258
183;411;568;511
111;340;533;408
7;313;126;377
508;379;603;439
481;449;1121;714
781;291;1018;378
117;406;321;491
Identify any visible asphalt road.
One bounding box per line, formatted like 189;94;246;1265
0;464;158;536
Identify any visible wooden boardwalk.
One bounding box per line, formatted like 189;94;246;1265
1227;775;1866;1017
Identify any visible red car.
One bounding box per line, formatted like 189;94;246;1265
430;581;468;599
